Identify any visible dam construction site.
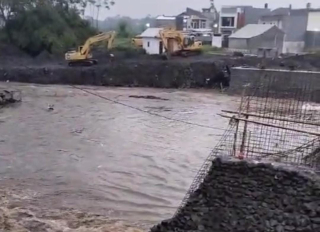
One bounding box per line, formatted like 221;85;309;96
1;48;320;232
2;1;320;231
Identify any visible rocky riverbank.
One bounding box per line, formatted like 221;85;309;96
151;157;320;232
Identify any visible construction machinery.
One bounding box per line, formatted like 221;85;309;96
65;31;116;66
159;29;202;59
132;37;143;48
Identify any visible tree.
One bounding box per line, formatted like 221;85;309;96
117;20;130;38
0;0;116;55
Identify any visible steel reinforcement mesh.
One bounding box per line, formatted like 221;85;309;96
175;75;320;214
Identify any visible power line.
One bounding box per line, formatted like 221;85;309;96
70;85;227;131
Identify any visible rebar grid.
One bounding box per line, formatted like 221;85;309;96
234;76;320;167
175;74;320;215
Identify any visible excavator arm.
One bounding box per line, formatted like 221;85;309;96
66;31;116;66
159;30;184;54
79;31;116;56
159;29;201;59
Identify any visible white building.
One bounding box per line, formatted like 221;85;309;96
306;9;320;49
139;28;164;55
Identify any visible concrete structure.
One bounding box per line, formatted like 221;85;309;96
259;7;309;54
229;24;285;57
201;1;219;33
176;6;219;32
212;35;222;47
305;10;320;50
155;15;176;28
139;27;182;55
230;68;320;102
139;28;164;55
175;6;219;46
176;8;212;31
219;5;270;36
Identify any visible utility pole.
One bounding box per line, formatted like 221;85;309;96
96;0;102;29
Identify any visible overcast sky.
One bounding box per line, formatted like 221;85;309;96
86;0;320;20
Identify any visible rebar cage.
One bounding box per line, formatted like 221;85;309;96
176;74;320;215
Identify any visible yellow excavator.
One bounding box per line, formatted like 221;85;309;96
132;36;143;48
65;31;116;66
159;29;202;59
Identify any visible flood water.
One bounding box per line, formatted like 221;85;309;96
0;83;239;230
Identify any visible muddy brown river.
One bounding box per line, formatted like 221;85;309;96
0;83;238;231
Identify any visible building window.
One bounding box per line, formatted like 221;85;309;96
201;20;206;28
221;17;235;27
191;20;199;29
147;42;150;47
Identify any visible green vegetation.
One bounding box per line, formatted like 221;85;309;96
0;0;115;56
201;45;225;54
114;38;133;48
110;21;146;57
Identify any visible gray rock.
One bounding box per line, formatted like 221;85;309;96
151;158;320;232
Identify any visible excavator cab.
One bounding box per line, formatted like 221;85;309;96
183;36;195;47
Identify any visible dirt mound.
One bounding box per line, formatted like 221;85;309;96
282;54;320;70
34;50;56;62
0;89;21;105
0;61;228;89
0;44;29;58
151;157;320;232
0;43;32;67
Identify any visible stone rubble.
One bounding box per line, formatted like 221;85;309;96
151;157;320;232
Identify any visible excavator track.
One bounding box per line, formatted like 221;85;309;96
68;59;98;67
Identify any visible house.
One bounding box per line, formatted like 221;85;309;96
229;24;285;57
305;9;320;49
219;4;270;36
202;2;219;33
155;15;176;28
176;7;217;32
259;5;309;53
139;27;180;55
139;28;164;55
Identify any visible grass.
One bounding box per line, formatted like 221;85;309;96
201;45;226;55
114;37;133;49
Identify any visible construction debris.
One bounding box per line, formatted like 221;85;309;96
151;157;320;232
151;75;320;232
0;89;21;105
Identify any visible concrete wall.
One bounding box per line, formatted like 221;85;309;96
285;12;308;42
244;8;270;25
259;16;284;29
247;27;284;54
155;19;176;28
283;41;305;54
219;7;238;34
142;38;162;55
229;38;247;49
229;68;320;102
307;11;320;31
212;35;222;47
260;11;308;53
305;31;320;50
229;27;284;54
